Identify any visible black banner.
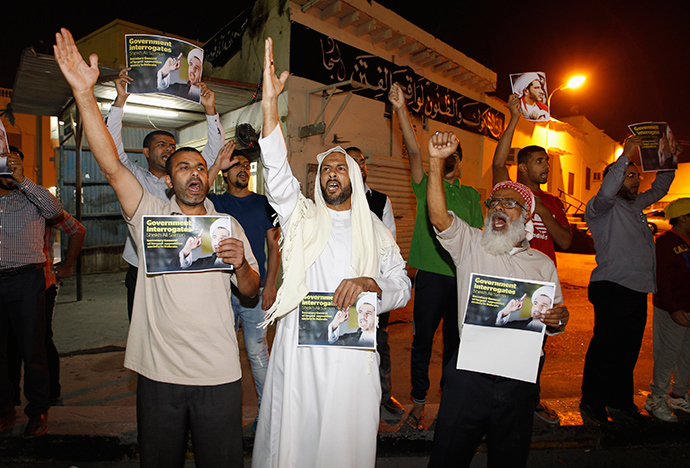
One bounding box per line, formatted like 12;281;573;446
290;23;504;139
204;5;254;68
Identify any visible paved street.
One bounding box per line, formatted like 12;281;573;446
3;252;689;467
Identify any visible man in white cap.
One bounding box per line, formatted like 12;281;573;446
512;72;549;121
645;198;690;422
177;217;233;270
425;131;569;468
326;297;377;347
252;37;411;468
157;47;205;101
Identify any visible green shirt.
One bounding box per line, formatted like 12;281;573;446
408;173;484;277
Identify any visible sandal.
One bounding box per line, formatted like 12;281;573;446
405;412;424;430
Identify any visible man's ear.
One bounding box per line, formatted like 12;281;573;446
143;148;150;160
164;174;173;189
523;210;532;224
517;162;528;177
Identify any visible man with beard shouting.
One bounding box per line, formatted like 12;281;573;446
580;135;675;425
493;93;572;425
55;28;259;467
252;37;411;468
424;131;569;467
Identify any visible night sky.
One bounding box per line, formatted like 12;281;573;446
3;1;689;143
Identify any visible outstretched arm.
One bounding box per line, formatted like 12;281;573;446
492;94;521;185
54;28;142;218
426;132;458;232
389;83;424;184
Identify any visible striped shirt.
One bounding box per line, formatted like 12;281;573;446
43;210;85;288
0;178;62;269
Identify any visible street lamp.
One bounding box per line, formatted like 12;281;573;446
547;75;586;113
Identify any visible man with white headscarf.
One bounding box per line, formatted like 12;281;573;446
425;131;569;468
157;47;204;101
251;38;411;468
512;72;549;121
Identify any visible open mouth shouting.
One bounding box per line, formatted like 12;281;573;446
187;177;203;194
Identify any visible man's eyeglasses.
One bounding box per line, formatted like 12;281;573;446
625;172;643;180
485;197;527;211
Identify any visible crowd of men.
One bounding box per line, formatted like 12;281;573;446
0;27;687;468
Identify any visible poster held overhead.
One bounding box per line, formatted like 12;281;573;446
126;35;204;103
628;122;682;172
510;72;550;122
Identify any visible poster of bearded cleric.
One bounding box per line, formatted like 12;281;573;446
125;35;204;103
141;216;235;274
457;273;556;383
298;292;378;350
510;72;550;122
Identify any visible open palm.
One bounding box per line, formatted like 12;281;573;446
54;28;100;93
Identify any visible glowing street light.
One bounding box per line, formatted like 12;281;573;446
548;75;587;111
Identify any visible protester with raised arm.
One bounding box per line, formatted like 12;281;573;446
54;28;259;467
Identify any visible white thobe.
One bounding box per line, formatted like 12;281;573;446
252;127;411;468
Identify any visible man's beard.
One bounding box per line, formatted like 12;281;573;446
321;181;352;206
480;211;527;255
618;184;638;201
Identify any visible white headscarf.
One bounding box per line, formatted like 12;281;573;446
513;72;542;96
261;147;397;326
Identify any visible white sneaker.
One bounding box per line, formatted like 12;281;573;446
645;394;678;422
668;393;690;414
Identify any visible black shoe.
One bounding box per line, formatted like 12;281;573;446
0;409;17;433
24;413;48;438
382;397;405;415
607;405;651;425
580;401;611;426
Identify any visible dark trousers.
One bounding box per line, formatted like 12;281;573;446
377;311;393;402
125;264;138;322
410;270;459;402
8;284;60;403
581;281;648;410
136;375;242;468
0;268;49;418
428;357;537;468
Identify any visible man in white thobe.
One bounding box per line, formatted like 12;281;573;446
251;38;411;468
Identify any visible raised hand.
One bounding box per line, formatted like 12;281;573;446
622;135;644;158
182;231;203;257
388;83;406;110
428;131;459;160
508;94;521;120
199;83;216;115
160;52;183;77
263;37;289;103
54;28;100;94
113;68;132;107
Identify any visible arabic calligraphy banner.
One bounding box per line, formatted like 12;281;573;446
290;23;504;139
204;6;254;68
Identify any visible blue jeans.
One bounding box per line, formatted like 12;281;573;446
232;289;269;405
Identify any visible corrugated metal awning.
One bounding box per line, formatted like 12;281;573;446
10;47;260;129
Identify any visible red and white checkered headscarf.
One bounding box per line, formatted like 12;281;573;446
488;181;536;241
